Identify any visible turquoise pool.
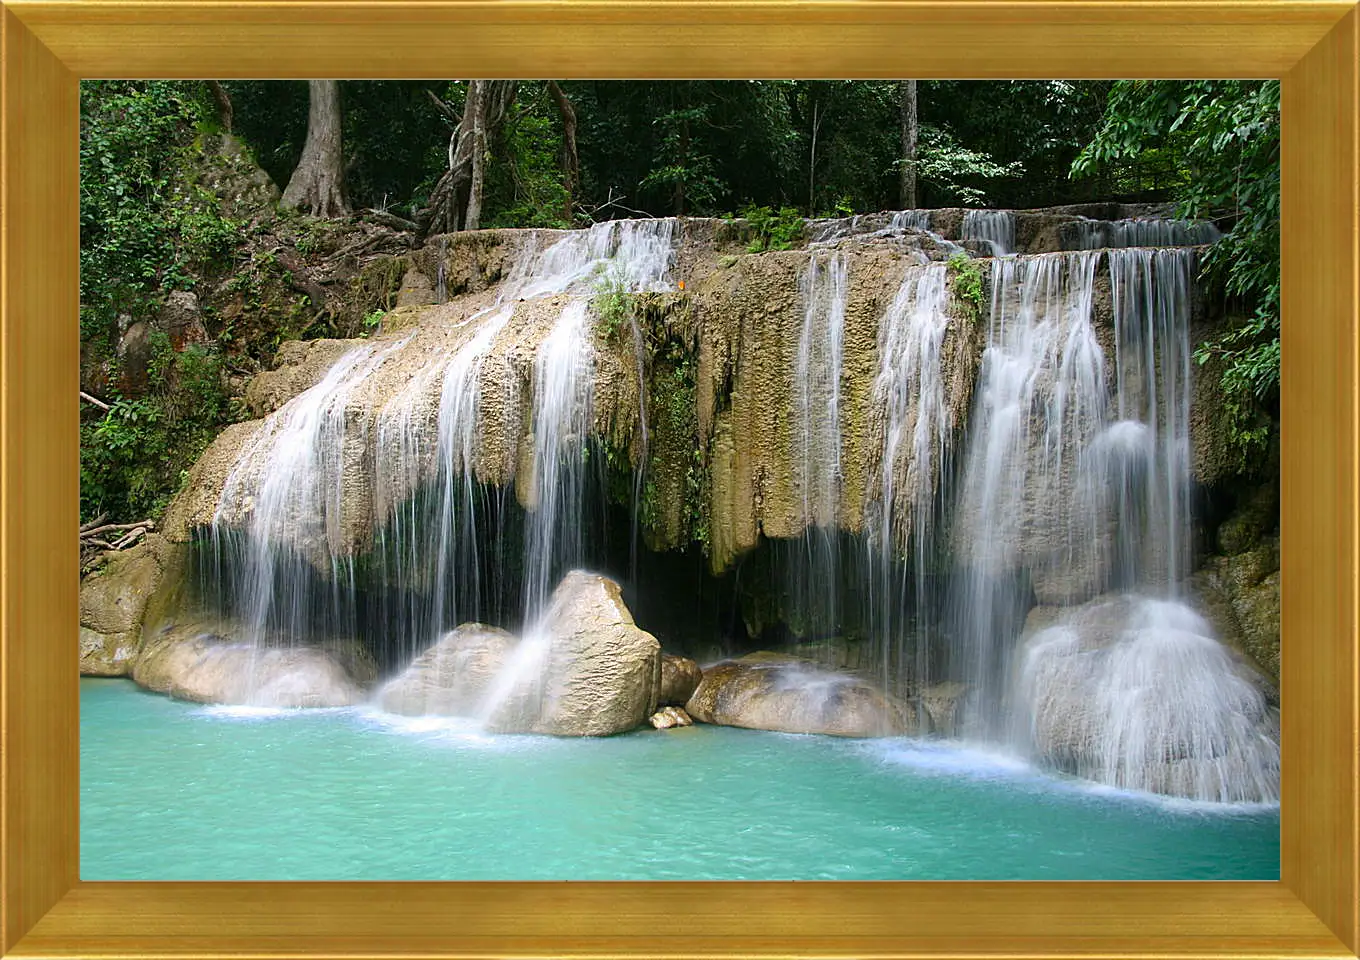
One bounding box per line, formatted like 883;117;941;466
80;678;1279;880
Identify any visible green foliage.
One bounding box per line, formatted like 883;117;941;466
640;104;724;215
906;125;1024;207
80;341;233;523
362;309;385;335
79;81;247;523
741;205;804;253
591;269;636;342
484;94;573;230
1073;80;1280;462
80;81;240;348
947;253;986;321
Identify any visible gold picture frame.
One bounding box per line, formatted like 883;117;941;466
2;3;1356;956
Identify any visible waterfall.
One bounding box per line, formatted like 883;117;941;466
1068;217;1220;250
1102;247;1195;588
949;251;1105;734
201;218;677;698
889;210;932;232
807;210;948;249
796;251;848;530
212;338;409;664
788;251;848;641
1016;596;1279;802
864;262;952;705
962;210;1015;256
183;204;1276;801
524;299;595;619
934;244;1279;802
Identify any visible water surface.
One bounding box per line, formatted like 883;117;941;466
81;678;1279;880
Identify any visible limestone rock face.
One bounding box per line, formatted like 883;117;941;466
649;705;693;729
1015;593;1279;802
685;653;911;738
658;653;702;706
132;622;376;708
160;420;265;541
245;339;365;417
1187;533;1280;683
80;543;164;637
485;571;662;736
376;623;518;716
78;535;178;676
80;626;139;677
396;268;437;307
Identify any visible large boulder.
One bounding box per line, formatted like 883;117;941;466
483;571;662;736
133;622;376;708
79;534;179;676
658;653;702;706
1014;593;1279;802
685;653;912;738
376;623;517;716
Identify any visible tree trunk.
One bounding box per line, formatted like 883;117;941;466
281;80;351;218
674;111;690;216
808;99;821;215
421;80;518;237
547;81;579;223
899;80;918;209
465;80;487;231
206;81;233;133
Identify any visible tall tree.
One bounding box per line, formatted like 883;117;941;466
281;80;350;218
423;80;518;235
898;80;918;208
547;81;580;222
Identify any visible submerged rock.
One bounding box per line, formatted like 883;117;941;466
376;623;517;716
1015;594;1279;802
649;705;693;729
483;570;662;736
685;653;911;737
658;653;702;706
132;623;377;708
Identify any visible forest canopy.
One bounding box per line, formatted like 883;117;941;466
77;79;1280;525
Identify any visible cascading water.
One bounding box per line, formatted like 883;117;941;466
1102;246;1195;587
523;298;595;618
889;210;932;232
1068;217;1220;250
212;339;408;663
962;210;1015;256
790;250;849;641
933;240;1277;801
201;218;678;705
864;261;952;706
949;251;1106;734
1015;596;1279;802
184;203;1276;802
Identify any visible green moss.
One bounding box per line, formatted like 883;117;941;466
639;332;711;554
591;268;637;343
947;252;986;323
